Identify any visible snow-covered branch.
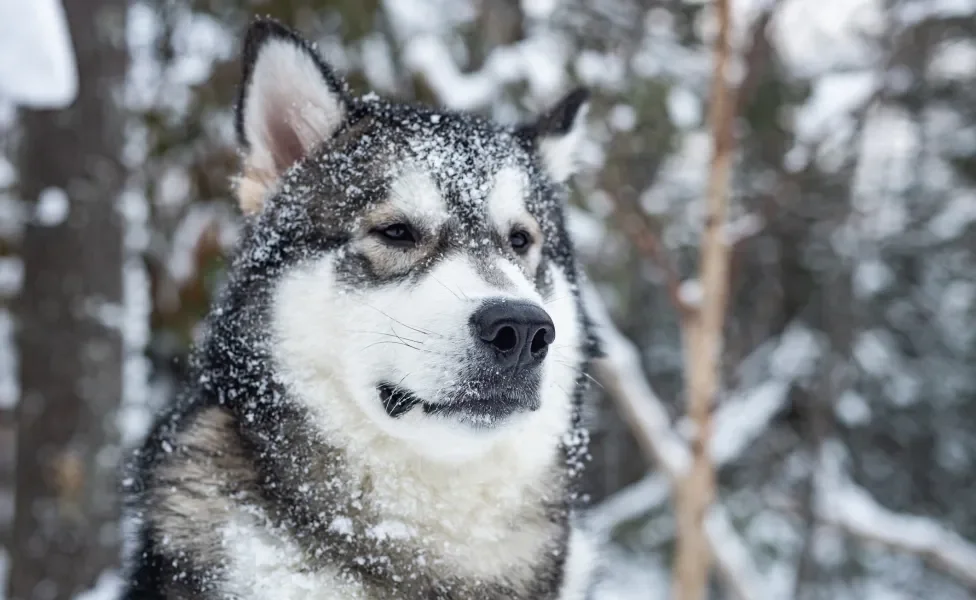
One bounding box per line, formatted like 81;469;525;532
816;443;976;588
402;32;568;112
705;505;765;600
584;283;690;479
584;282;765;600
586;473;670;537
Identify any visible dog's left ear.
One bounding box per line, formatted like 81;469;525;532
517;88;590;184
234;18;350;213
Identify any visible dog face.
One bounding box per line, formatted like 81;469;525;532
233;20;591;462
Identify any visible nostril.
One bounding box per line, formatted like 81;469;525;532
492;326;519;353
471;300;556;369
530;328;551;357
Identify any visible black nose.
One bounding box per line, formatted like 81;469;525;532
471;300;555;369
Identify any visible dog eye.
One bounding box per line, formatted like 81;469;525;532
509;230;532;254
376;223;418;247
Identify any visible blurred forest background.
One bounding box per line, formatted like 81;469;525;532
1;0;976;598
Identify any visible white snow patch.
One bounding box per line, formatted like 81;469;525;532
168;11;234;88
678;278;703;307
793;71;877;143
928;192;976;240
566;206;608;260
0;256;23;297
722;213;764;245
366;520;415;541
853;330;896;376
608;104;637;133
590;547;669;600
404;31;568;111
771;0;884;77
521;0;559;20
835;390;872;426
770;324;822;380
0;543;7;599
936;432;971;473
708;324;821;464
666;86;701;129
939;281;976;351
0;0;78;108
853;108;919;234
928;39;976;81
73;570;123;600
382;0;476;40
116;187;153;446
0;310;15;409
574;50;626;92
853;259;893;298
329;516;354;536
167;204;236;285
893;0;976;25
0;157;14;188
586;474;670;537
711;380;790;464
35;186;69;226
360;34;397;93
816;440;976;586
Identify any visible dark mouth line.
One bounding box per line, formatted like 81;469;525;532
377;381;541;425
378;382;423;418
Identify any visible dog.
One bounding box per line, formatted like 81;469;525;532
123;17;601;600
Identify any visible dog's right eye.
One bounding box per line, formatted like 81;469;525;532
375;223;419;247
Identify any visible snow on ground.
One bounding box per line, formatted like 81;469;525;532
0;0;77;108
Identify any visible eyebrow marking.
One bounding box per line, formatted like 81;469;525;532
387;168;448;227
486;166;535;233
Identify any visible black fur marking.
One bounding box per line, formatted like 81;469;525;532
516;87;590;142
378;382;423;417
125;19;600;600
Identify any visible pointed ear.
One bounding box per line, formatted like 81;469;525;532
234;18;350;213
517;88;590;184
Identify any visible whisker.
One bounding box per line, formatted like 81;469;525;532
429;273;467;301
551;358;604;390
361;340;444;356
390;373;414;412
363;304;443;338
348;330;426;345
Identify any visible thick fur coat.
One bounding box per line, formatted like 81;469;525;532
123;17;601;600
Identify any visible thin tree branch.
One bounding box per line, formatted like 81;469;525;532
673;0;738;596
584;283;765;600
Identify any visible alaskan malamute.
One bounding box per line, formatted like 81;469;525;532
124;17;600;600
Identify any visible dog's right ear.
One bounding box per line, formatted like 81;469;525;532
234;18;350;214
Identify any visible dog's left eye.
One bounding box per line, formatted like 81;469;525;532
376;223;419;247
509;230;532;254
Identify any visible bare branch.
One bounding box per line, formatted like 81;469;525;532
673;0;738;595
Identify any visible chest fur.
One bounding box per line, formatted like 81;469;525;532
148;406;571;599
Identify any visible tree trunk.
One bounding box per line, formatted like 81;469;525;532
9;0;128;597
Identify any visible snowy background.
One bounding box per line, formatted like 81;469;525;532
1;0;976;598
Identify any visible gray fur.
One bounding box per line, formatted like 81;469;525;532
123;17;598;600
